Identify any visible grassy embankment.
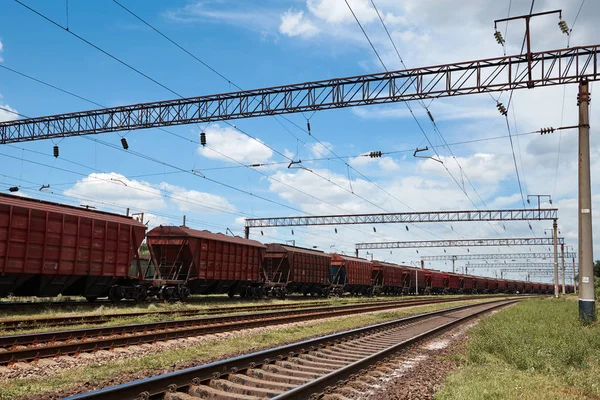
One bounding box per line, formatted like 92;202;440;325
437;297;600;400
0;298;496;400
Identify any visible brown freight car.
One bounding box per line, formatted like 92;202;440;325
371;260;405;295
146;226;265;299
263;243;330;297
330;254;373;296
0;193;146;301
404;266;428;295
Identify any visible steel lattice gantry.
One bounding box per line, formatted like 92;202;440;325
467;263;577;269
0;46;599;143
355;237;565;252
243;209;558;237
421;252;576;261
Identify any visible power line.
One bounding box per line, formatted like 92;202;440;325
348;0;512;244
10;2;402;245
109;0;442;243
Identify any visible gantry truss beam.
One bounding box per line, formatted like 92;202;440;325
1;45;599;143
244;209;558;231
355;237;564;250
500;269;558;274
467;263;577;269
422;252;576;261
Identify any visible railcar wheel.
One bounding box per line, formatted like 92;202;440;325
85;296;98;303
108;286;124;303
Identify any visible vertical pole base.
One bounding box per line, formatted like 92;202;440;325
579;300;596;323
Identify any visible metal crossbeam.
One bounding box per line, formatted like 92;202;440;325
244;209;558;231
421;252;576;261
1;46;599;143
500;269;557;274
467;263;577;269
355;237;564;250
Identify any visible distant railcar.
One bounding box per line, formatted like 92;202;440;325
263;243;330;297
372;260;405;295
330;254;373;295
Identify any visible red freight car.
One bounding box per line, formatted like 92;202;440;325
427;270;447;294
463;276;475;293
263;243;330;297
330;254;373;295
372;261;404;295
524;282;533;293
0;193;146;300
472;276;486;293
446;273;462;294
146;226;265;299
404;266;428;295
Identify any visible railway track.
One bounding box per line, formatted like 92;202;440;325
0;296;509;365
63;298;518;400
0;295;514;331
0;300;344;330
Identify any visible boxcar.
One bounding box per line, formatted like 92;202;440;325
146;226;265;299
524;282;533;293
330;254;373;295
0;193;146;300
263;243;330;297
372;261;404;295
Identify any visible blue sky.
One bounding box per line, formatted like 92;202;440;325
0;0;598;283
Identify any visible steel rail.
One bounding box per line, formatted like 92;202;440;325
63;298;519;400
0;296;503;364
0;300;354;330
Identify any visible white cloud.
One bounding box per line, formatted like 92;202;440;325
160;182;236;214
307;0;378;24
419;153;515;185
64;172;166;211
64;172;236;216
349;155;400;172
279;10;319;37
0;103;17;122
309;141;332;157
197;124;273;163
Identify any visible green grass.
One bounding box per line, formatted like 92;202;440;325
0;298;494;400
436;298;600;400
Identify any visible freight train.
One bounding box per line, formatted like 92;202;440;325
0;194;574;302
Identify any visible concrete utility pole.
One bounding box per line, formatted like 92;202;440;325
553;219;559;298
578;80;595;322
561;244;566;295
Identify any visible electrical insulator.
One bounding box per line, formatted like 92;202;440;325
9;186;18;192
200;131;207;147
306;120;311;135
558;20;569;35
373;227;376;232
405;225;409;231
369;151;383;158
121;137;129;150
334;228;338;233
494;30;505;45
540;127;555;135
53;145;59;158
496;102;508;116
